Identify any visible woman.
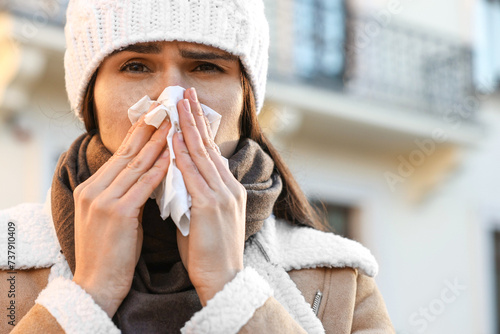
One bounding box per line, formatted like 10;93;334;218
0;0;394;333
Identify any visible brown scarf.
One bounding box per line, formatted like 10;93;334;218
51;132;282;333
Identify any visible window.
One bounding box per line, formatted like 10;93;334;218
313;201;355;240
294;0;345;81
265;0;346;86
474;0;500;91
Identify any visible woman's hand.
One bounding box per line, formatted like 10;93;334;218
174;87;247;306
72;106;171;318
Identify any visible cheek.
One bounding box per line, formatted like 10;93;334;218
94;79;146;153
201;84;243;142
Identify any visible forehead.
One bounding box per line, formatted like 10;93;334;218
109;41;238;61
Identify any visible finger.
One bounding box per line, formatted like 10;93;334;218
207;148;237;191
202;112;234;179
186;88;216;151
105;118;171;199
177;97;224;191
186;88;224;158
181;88;239;198
172;132;212;198
79;113;145;187
185;88;239;192
88;104;161;190
121;145;171;206
203;114;217;144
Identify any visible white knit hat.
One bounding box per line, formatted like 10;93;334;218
64;0;270;119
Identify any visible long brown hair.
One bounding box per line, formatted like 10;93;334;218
81;64;327;231
239;66;327;231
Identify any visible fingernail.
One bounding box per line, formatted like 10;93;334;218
189;87;198;102
183;99;191;112
160;119;169;129
178;132;184;142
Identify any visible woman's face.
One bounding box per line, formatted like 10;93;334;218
94;41;243;157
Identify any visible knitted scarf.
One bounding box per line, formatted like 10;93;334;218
51;132;282;333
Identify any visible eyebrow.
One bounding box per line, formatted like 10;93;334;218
109;43;238;62
180;49;238;61
110;43;163;56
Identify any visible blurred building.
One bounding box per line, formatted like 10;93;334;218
263;1;500;333
1;0;500;333
0;0;80;207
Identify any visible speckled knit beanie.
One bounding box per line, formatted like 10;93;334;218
64;0;270;119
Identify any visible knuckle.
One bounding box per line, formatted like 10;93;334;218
73;183;84;199
178;144;191;157
76;186;94;205
149;136;165;149
137;170;158;187
206;196;218;208
111;202;132;217
202;137;215;151
115;144;134;159
90;199;110;215
186;116;197;129
126;157;143;171
198;194;217;209
137;173;151;185
235;185;247;202
201;136;211;147
216;189;235;206
204;116;213;133
221;188;233;201
188;163;200;175
194;146;210;159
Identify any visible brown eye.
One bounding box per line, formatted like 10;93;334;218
120;62;150;73
194;63;224;73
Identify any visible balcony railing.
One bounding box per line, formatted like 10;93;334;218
344;15;476;122
266;0;477;122
2;0;68;27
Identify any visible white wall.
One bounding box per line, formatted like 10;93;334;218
350;0;475;43
277;127;479;333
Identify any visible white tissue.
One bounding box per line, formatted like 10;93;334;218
128;86;224;236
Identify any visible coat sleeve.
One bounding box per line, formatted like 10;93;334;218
238;297;307;334
10;304;65;333
11;277;120;334
351;272;395;334
0;268;65;334
181;266;306;334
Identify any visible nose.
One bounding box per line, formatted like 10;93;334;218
149;66;189;100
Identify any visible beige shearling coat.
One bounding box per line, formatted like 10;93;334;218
0;198;394;333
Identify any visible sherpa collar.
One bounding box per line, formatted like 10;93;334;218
0;194;61;270
251;216;378;277
0;195;378;277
